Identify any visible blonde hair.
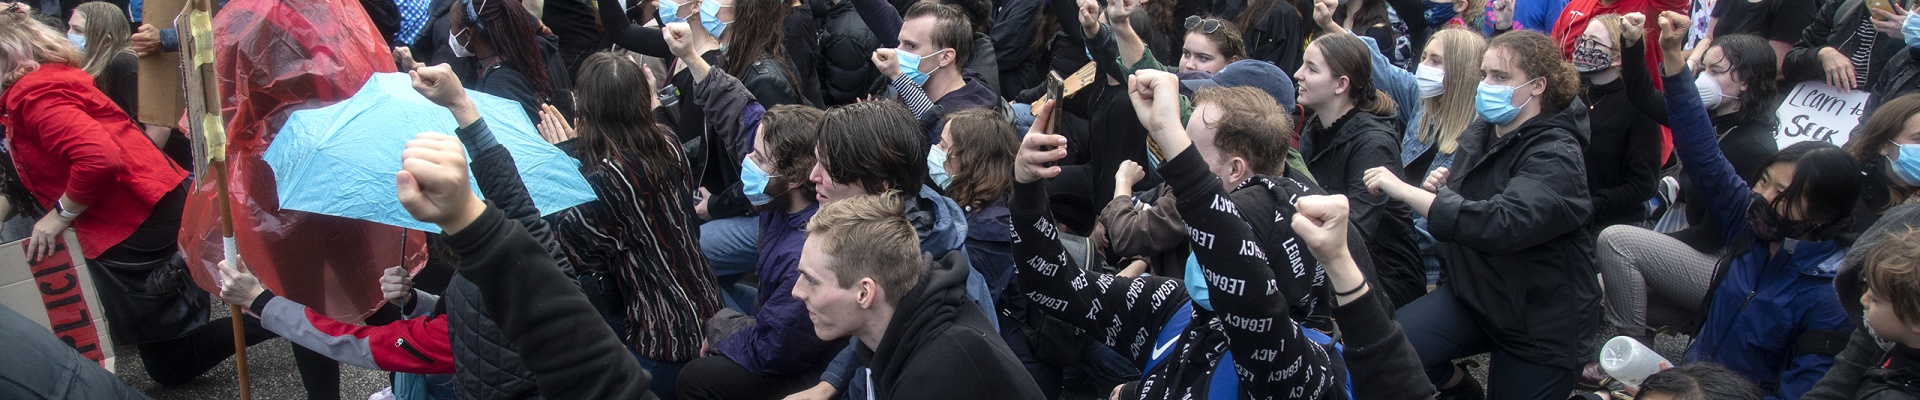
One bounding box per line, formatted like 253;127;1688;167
807;192;924;303
1588;14;1628;52
1867;227;1920;325
73;2;131;85
0;10;81;87
1416;28;1486;155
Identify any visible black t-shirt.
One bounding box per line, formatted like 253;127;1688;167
1711;0;1818;42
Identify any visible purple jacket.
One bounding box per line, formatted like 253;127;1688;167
714;203;840;375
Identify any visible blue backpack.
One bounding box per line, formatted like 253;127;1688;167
1140;302;1354;400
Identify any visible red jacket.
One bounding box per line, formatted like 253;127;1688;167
1;64;188;258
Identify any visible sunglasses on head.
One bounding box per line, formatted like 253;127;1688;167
1185;16;1224;34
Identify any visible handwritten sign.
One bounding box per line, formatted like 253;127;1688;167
1774;82;1870;148
0;231;115;371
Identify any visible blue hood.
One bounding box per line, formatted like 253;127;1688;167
911;185;970;259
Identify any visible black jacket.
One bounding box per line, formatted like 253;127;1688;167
1856;346;1920;399
1784;0;1906;90
785;7;826;107
814;0;887;106
1869;45;1920;117
1427;102;1599;369
1580;78;1663;230
1332;284;1435;400
1298;109;1424;308
542;0;602;75
857;252;1045;400
444;120;579;399
1218;0;1306;73
992;0;1047;96
739;56;806;108
412;0;478;85
447;206;658;400
966;32;1002;100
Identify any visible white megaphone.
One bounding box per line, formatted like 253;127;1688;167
1599;336;1673;390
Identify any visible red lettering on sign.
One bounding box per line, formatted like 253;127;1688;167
27;240;105;366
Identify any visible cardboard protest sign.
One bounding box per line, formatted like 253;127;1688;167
1774;81;1870;148
137;0;186;128
0;231;116;371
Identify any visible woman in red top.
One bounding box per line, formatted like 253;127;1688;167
0;9;281;386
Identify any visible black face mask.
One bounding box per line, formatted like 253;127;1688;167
1747;193;1813;242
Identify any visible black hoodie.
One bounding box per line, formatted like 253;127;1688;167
855;252;1045;400
1427;101;1599;370
1299;109;1425;308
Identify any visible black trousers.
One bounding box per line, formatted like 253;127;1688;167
94;183;342;399
676;355;822;400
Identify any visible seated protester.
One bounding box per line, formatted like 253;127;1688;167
873;2;1000;141
447;0;553;122
1699;0;1815;68
678;105;844;400
1803;95;1920;398
789;193;1042;399
931;0;1000;96
1649;32;1783;256
1308;0;1420;133
1649;12;1862;399
655;17;772;312
1781;0;1905;95
0;302;147;399
1012;69;1408;399
1290;33;1426;308
1177;16;1246;75
1845;94;1920;235
1329;0;1411;68
67;2;137;120
1630;363;1765;400
1597;30;1783;359
394;124;657;400
1573;14;1663;232
1854;227;1920;397
1362;30;1599;398
710;0;812;107
788;100;1001;400
1224;0;1306;73
813;0;887;107
1039;0;1180;235
546;52;724;400
205;65;582;394
1394;28;1487;284
1867;11;1920;116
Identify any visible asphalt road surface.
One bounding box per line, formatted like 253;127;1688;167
111;299;388;400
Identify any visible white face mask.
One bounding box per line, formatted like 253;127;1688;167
449;28;475;58
1415;64;1445;99
1695;71;1738;110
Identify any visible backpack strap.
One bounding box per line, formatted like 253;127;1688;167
1141;302;1194;380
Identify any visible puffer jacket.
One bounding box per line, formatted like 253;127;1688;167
1426;99;1598;370
447;118;576;399
1665;70;1854;400
814;0;886;106
1868;45;1920;117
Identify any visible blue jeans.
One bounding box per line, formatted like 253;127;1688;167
1011;103;1036;135
394;373;457;400
700;215;761;312
1398;286;1577;398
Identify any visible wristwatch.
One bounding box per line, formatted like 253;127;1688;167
54;200;79;220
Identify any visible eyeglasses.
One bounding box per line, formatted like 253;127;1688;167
1185;16;1224;34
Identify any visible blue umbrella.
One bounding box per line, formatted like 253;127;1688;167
265;72;596;232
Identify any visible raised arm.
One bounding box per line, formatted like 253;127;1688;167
1013;100;1188;363
1131;69;1337;397
598;0;673;57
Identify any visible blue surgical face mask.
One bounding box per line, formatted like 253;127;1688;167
741;157;774;206
1183;253;1211;311
1475;78;1538;125
928;146;952;189
700;0;730;38
1888;141;1920;186
1905;11;1920;49
67;33;85;50
658;0;689;24
896;48;949;87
